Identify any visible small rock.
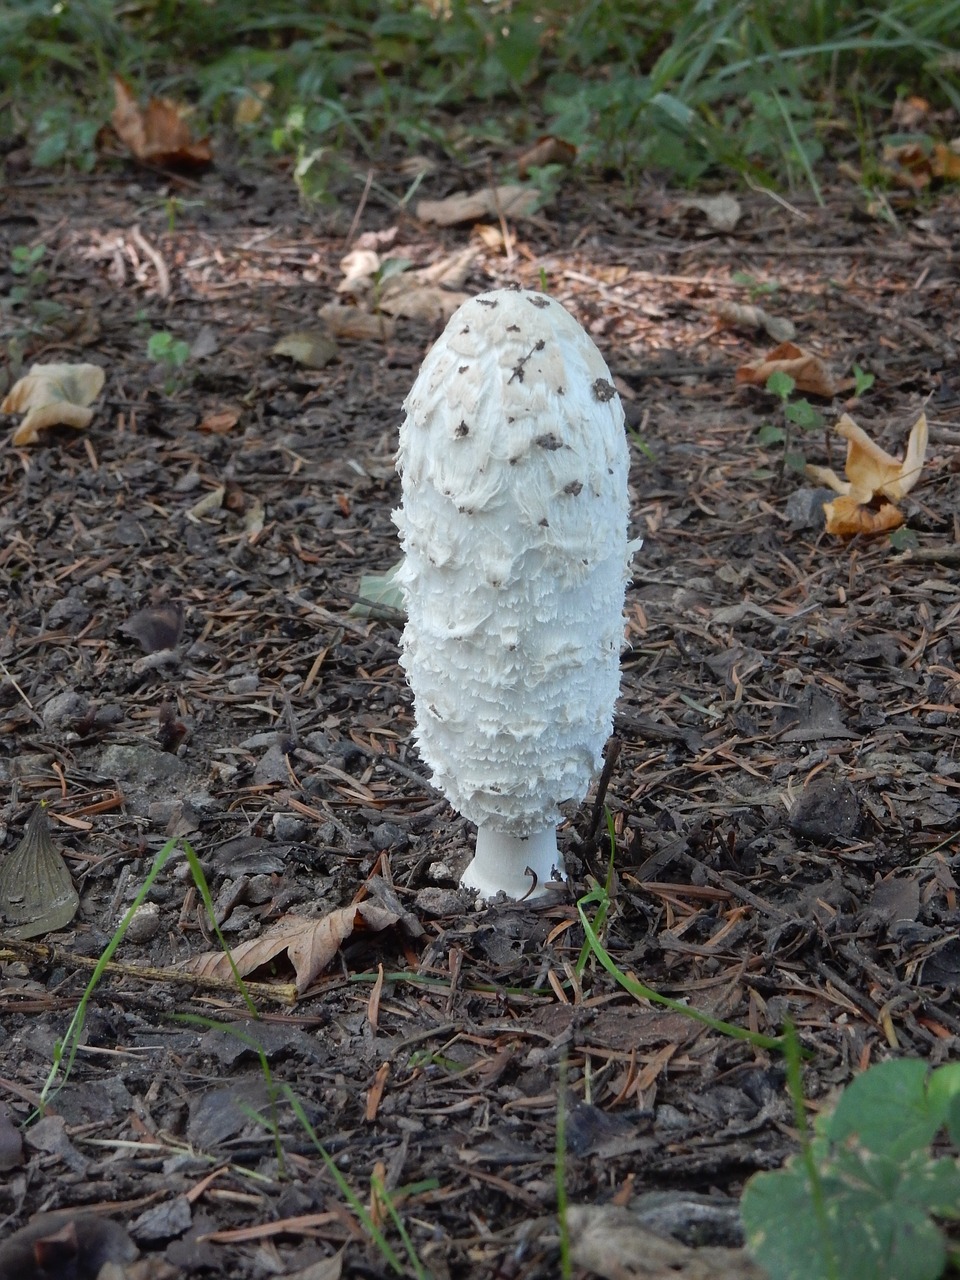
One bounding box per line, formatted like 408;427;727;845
131;1195;192;1243
42;690;90;730
414;887;463;916
123;902;161;944
370;822;408;852
272;813;309;842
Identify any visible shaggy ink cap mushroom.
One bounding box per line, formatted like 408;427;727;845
395;288;631;899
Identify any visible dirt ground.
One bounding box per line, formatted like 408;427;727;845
1;146;959;1279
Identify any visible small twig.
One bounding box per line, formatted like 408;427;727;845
345;168;374;247
584;737;622;847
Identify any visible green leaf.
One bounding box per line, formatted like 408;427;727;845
765;369;795;400
784;399;824;430
785;451;807;473
852;363;875;397
888;526;919;552
756;423;785;445
827;1059;939;1161
743;1145;959;1280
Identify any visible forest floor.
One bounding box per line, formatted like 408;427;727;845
0;144;959;1279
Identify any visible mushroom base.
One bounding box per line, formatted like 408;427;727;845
460;824;564;900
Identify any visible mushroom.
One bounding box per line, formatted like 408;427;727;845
395;288;631;899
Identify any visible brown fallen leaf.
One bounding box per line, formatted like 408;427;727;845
416;184;540;226
674;193;742;232
736;341;844;397
822;494;904;536
199;406;242;434
318;305;395;342
183;903;401;994
804;412;928;537
880;137;960;190
378;280;469;323
271;330;338;368
111;75;212;170
713;300;795;343
516;134;577;178
3;362;105;445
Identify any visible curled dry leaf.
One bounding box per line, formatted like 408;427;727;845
674;193;742;232
881;139;960;190
318;304;395;342
713;300;795;343
183;902;401;995
199;406;242;434
378;281;469;323
271;330;338;368
337;247;381;294
822;494;905;537
516;134;577;178
111;75;212;170
3;362;105;445
735;341;842;397
804;412;928;537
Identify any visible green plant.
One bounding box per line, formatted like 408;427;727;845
732;270;780;302
31;106;99;171
147;330;191;392
8;245;47;303
577;881;785;1050
742;1057;960;1280
757;369;828;477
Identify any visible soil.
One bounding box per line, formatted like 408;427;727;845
0;147;959;1280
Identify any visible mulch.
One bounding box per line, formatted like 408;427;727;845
1;153;959;1278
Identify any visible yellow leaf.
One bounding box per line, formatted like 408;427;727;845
824;495;904;537
3;362;105;446
837;411;927;502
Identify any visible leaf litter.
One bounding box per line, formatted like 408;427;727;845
0;135;958;1280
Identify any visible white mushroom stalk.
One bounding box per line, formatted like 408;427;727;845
395;288;631;899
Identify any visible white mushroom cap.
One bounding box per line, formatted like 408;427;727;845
395;287;629;868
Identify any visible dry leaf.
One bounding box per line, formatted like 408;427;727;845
3;362;105;445
713;300;795;343
413;246;477;288
416;184;540;226
891;96;931;130
188;486;225;519
880;140;960;190
674;193;742;232
516;134;577;178
567;1204;767;1279
735;341;842;397
272;330;338;368
337;248;381;294
234;81;273;127
199;407;242;434
111;75;212;170
804;413;928;537
318;305;395;342
183;903;400;995
378;281;469;323
822;494;904;536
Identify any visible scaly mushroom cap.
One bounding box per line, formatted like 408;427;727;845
395;288;629;838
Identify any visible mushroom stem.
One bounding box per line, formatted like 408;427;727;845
461;825;562;900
